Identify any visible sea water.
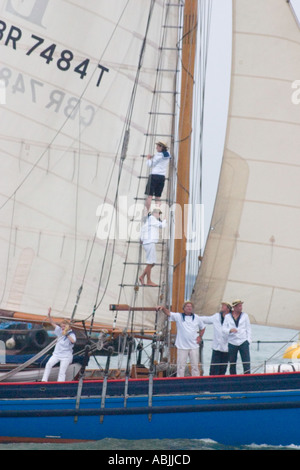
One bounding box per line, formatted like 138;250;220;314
1;325;300;451
1;439;299;451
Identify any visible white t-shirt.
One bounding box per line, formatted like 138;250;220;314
169;312;204;350
147;151;171;176
53;326;76;358
201;312;228;352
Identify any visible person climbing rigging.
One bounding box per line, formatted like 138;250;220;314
144;141;171;212
139;207;166;287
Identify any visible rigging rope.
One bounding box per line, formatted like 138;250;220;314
0;1;132;320
62;108;82;312
88;0;158;317
113;1;179;337
59;0;163;350
0;338;58;382
0;1;131;214
0;0;187;346
0;194;16;305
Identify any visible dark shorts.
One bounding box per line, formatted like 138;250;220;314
145;174;165;197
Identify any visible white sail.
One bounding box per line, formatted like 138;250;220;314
0;1;180;331
192;0;300;329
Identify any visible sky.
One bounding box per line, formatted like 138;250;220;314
201;0;232;243
201;0;300;243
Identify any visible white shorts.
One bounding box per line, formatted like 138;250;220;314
143;243;156;264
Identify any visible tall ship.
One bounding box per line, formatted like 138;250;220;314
0;0;300;446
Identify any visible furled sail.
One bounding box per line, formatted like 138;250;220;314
192;0;300;329
0;1;180;332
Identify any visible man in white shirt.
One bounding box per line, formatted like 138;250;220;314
222;299;251;374
201;301;231;375
144;141;171;211
139;208;166;286
159;301;205;377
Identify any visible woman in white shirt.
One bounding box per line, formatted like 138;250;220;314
222;299;251;375
42;308;76;382
201;301;231;375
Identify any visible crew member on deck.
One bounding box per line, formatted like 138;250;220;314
201;301;232;376
42;308;76;382
144;141;171;212
158;301;205;377
222;299;251;375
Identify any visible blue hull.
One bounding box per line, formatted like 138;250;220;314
0;373;300;445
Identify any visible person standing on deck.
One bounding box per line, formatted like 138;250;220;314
144;141;171;212
42;308;76;382
158;301;205;377
139;208;166;287
201;301;232;376
222;299;251;375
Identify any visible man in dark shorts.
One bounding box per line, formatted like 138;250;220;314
145;141;171;211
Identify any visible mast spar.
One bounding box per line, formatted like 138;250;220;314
170;0;198;363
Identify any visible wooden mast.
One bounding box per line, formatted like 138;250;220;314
170;0;198;363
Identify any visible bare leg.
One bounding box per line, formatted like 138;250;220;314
145;264;157;286
139;264;157;287
139;271;145;285
155;196;161;207
145;195;153;212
